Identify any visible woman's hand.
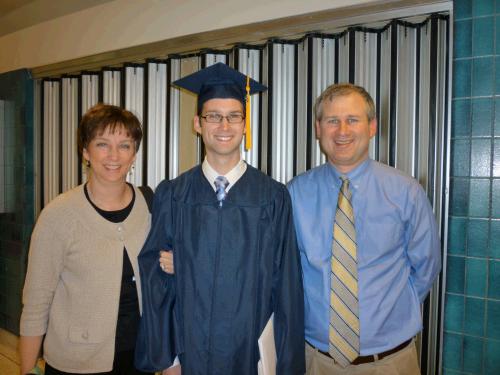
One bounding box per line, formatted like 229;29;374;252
159;250;174;274
162;364;181;375
19;335;43;375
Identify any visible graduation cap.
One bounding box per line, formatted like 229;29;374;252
173;62;267;150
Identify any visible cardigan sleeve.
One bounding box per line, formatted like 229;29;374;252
20;206;67;336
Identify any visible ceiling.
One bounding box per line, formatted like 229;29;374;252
0;0;114;37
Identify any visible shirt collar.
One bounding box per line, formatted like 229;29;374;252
327;158;371;191
202;158;247;192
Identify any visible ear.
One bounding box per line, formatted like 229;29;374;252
194;115;202;135
315;120;321;140
82;148;90;164
369;118;377;138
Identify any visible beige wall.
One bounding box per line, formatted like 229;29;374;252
0;0;375;74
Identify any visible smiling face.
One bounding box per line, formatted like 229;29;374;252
82;125;137;185
194;98;245;168
315;92;377;174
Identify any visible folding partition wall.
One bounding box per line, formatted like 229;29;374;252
61;76;78;192
142;62;164;187
41;79;60;205
37;12;450;375
101;68;121;106
122;65;143;186
80;72;99;184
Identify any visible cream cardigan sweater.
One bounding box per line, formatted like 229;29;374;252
20;185;150;373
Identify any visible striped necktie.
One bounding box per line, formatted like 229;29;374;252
329;177;359;367
214;175;229;207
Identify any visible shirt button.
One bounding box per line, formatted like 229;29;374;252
117;226;123;232
82;332;88;340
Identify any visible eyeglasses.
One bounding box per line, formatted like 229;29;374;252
200;113;245;124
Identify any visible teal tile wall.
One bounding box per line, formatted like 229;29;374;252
0;69;34;334
445;0;500;373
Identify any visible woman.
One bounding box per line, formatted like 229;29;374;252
20;104;153;375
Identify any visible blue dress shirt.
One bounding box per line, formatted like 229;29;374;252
287;158;441;356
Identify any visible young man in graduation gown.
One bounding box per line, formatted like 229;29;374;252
135;63;305;375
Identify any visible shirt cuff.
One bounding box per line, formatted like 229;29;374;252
168;356;180;368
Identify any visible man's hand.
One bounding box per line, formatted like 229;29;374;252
159;250;174;274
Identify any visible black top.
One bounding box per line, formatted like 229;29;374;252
84;183;140;353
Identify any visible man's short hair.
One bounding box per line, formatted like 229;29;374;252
78;103;143;156
314;83;376;122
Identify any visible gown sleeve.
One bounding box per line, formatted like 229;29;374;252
135;180;178;371
271;186;306;375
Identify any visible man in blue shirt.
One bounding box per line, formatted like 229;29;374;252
287;83;441;374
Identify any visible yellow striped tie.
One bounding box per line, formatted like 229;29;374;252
329;177;359;366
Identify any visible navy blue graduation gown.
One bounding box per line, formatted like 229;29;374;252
135;165;305;375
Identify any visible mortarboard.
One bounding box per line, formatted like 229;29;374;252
173;62;267;150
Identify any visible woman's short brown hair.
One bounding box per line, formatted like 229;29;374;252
77;103;143;156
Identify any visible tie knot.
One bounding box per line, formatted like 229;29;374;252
214;176;229;206
339;177;352;201
214;175;229;190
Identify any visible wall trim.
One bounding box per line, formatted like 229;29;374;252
31;0;451;78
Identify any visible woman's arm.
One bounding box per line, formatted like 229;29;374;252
19;335;43;374
20;203;66;373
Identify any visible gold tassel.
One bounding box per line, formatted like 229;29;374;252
245;75;252;150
